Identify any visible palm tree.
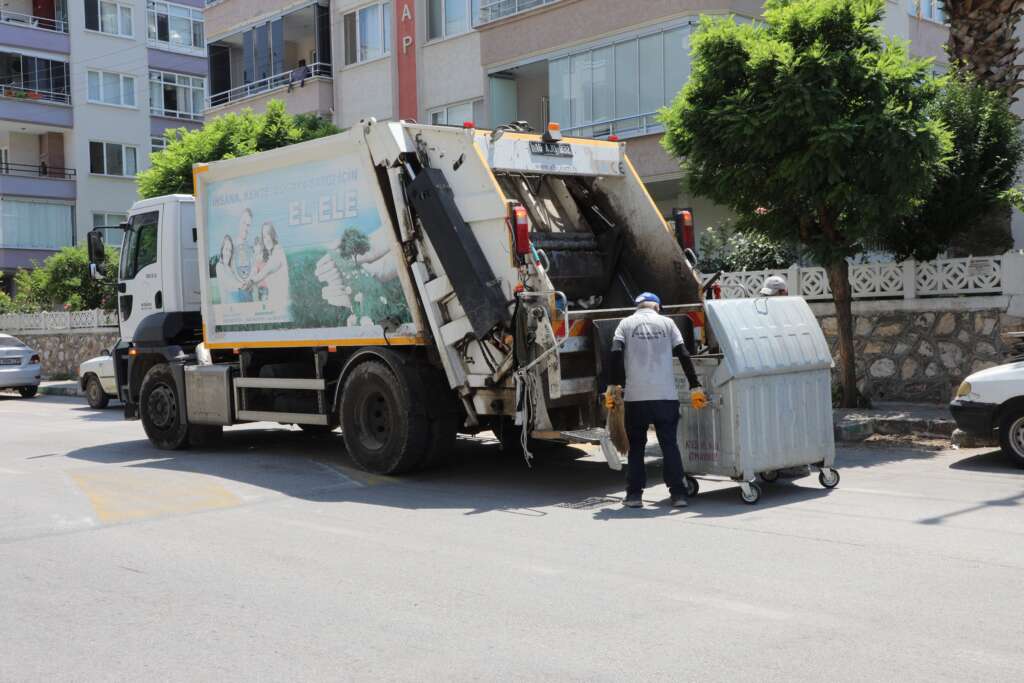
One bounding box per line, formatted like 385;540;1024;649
940;1;1024;101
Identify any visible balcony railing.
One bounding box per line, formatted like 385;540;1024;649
0;9;68;33
0;82;70;105
150;106;202;122
0;161;75;179
475;0;560;25
207;62;331;109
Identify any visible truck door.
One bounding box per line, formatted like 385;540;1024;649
118;209;161;341
178;202;201;310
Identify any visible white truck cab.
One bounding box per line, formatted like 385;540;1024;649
950;360;1024;464
113;195;201;341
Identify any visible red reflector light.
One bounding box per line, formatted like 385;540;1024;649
463;121;475;129
676;209;695;251
513;206;531;256
608;134;620;142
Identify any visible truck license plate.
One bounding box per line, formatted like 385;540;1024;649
529;141;573;158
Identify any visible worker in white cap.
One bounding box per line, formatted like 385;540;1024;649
610;292;706;509
760;275;788;296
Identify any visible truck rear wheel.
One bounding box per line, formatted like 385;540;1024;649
340;360;430;474
140;363;190;450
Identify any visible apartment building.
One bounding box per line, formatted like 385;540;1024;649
202;0;1021;250
0;0;207;294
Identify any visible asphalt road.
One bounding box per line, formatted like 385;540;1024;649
2;393;1023;682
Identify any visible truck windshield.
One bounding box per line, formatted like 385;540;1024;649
119;211;160;280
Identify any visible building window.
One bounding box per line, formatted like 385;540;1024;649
0;200;73;251
547;24;690;138
476;0;559;26
89;141;138;177
151;136;166;153
0;54;70;104
85;0;134;37
429;99;483;126
87;70;136;107
147;1;204;50
149;70;204;120
92;212;128;245
908;0;944;22
428;0;469;40
344;2;392;65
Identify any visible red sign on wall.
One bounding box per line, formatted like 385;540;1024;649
395;1;417;121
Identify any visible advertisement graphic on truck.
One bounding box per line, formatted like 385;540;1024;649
201;148;416;345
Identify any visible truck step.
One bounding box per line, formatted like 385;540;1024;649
235;410;329;426
234;377;325;390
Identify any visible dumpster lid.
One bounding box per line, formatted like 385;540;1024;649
704;297;832;382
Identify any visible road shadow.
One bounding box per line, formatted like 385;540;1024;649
62;426;832;519
948;449;1023;475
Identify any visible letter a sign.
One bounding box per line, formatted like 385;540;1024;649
396;1;417;121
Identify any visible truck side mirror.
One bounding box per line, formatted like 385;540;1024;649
87;230;106;264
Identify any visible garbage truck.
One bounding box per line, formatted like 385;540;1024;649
87;118;704;473
87;118;838;501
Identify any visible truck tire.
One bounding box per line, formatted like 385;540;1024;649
419;366;460;469
340;360;430;474
139;363;190;450
998;408;1024;467
85;375;109;409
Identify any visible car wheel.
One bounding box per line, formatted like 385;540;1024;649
85;376;109;409
998;408;1024;467
18;385;37;398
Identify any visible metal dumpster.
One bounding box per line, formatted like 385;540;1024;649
677;297;839;504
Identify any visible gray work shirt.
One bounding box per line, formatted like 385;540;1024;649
612;308;685;402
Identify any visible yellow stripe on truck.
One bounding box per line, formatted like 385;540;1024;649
204;336;427;350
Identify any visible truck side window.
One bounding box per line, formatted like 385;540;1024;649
120;211;159;280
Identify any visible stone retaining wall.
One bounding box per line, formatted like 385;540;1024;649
16;330;119;381
812;296;1024;402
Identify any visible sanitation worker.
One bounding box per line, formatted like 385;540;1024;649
611;292;706;509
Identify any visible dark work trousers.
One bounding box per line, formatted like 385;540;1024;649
624;400;685;496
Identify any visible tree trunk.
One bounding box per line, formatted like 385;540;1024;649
944;0;1024;103
826;259;862;409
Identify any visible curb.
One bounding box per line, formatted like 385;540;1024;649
834;415;956;443
37;383;83;397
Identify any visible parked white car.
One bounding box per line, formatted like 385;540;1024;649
949;360;1024;464
79;344;118;409
0;333;41;398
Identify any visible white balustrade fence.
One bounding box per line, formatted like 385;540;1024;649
0;309;118;333
718;254;1023;301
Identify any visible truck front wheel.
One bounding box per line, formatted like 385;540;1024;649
140;363;190;450
339;360;429;474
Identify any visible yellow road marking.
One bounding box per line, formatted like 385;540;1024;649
70;468;240;523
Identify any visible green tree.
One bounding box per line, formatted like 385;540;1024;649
138;100;339;199
661;0;951;407
1;245;119;313
697;225;799;273
893;74;1024;260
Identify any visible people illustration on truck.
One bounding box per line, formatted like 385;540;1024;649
250;221;291;314
214;235;249;304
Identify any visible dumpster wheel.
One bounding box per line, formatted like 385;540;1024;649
684;476;699;498
739;482;761;504
819;468;840;489
759;470;779;483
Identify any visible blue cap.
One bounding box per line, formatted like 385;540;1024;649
635;292;661;306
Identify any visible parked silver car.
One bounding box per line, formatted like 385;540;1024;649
0;333;41;398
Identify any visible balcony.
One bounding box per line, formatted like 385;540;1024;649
0;51;72;127
206;62;332;115
0;1;70;53
0;161;75;201
207;2;332;116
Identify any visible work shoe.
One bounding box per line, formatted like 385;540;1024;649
623;494;643;508
670;494;689;508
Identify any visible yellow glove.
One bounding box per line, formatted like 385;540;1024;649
604;385;622;409
690;388;708;410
